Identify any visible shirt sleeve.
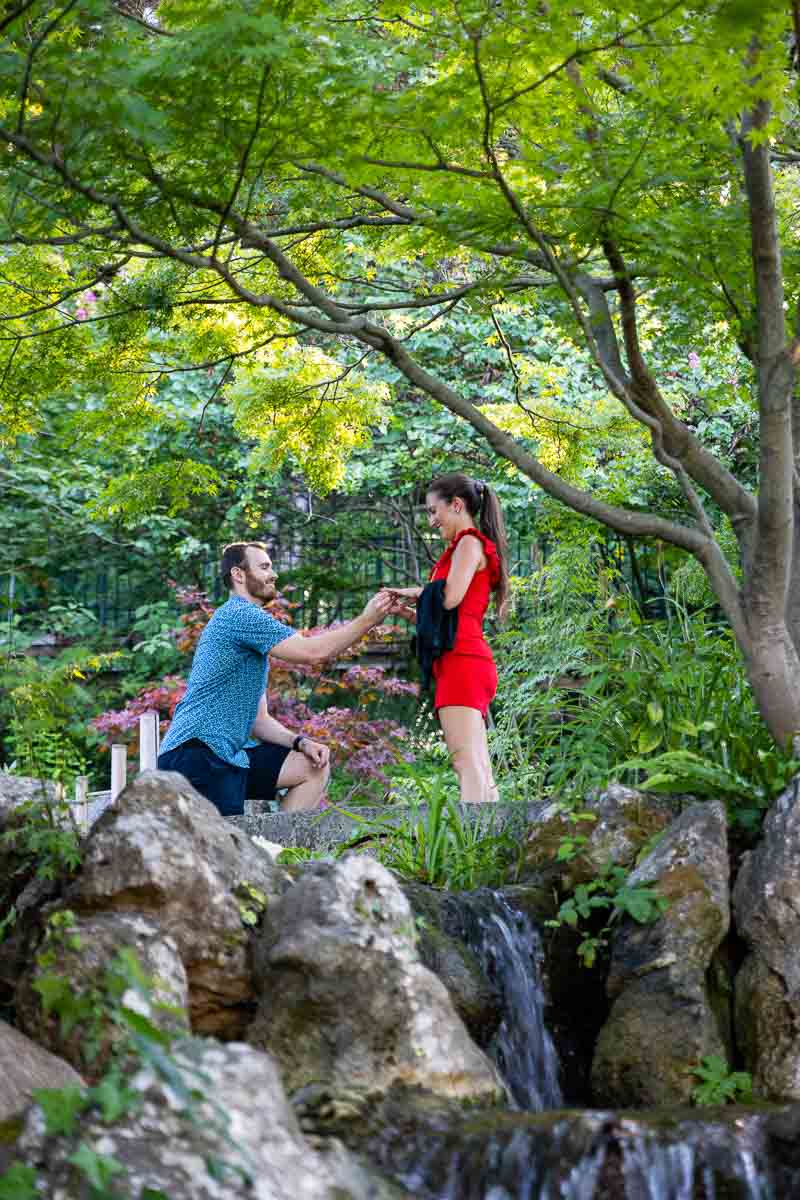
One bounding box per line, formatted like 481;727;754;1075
233;604;295;654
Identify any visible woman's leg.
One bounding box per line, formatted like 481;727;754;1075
438;706;493;803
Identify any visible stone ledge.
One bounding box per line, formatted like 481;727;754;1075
228;801;548;853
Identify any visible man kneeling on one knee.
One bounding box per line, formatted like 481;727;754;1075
158;541;393;816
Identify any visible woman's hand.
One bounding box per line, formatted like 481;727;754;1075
389;601;417;622
388;586;423;600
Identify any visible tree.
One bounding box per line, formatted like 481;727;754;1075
0;0;799;740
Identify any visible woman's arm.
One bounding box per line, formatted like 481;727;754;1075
442;536;485;609
388;586;423;600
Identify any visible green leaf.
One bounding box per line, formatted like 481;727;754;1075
637;727;663;754
0;1163;37;1200
32;1085;88;1136
90;1074;139;1124
68;1143;125;1190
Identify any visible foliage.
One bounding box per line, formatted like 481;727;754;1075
1;0;800;744
1;648;121;790
545;865;669;969
0;796;81;887
690;1056;754;1107
0;912;251;1198
335;765;518;890
491;555;797;831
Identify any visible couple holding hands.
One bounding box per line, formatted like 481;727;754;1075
157;472;508;814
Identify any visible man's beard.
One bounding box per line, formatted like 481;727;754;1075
245;570;276;603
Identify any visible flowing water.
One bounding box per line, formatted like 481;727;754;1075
369;891;795;1199
456;891;563;1112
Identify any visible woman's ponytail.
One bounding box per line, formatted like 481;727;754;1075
478;483;509;619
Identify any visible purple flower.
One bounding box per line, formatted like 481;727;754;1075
688;351;700;370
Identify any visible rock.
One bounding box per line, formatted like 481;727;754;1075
0;1020;83;1123
13;1037;404;1199
733;775;800;1099
591;800;730;1106
250;835;285;860
16;912;189;1080
0;772;59;817
248;855;503;1104
520;784;682;892
0;777;78;1013
66;770;280;1037
401;882;500;1045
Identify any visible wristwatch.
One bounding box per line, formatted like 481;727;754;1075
292;734;305;753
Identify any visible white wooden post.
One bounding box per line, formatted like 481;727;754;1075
74;775;89;832
139;710;159;772
110;744;127;801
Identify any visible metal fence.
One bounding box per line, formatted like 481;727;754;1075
3;527;668;633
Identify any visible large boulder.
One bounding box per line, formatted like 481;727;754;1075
592;800;730;1106
65;770;280;1037
520;784;682;892
12;1037;404;1199
248;855;503;1105
0;1020;83;1124
16;911;189;1080
733;776;800;1099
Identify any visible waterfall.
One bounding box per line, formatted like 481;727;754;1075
455;890;563;1112
365;888;790;1199
367;1110;784;1200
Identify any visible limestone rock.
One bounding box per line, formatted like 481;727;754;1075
14;1037;402;1199
67;770;280;1036
0;772;58;816
521;784;681;891
733;776;800;1099
16;911;188;1080
401;882;500;1045
592;800;730;1106
248;855;503;1104
0;1020;83;1124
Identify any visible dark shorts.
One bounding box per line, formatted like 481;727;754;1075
157;739;291;817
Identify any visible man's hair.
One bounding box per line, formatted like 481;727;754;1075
220;542;268;589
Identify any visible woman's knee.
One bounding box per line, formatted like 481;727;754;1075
450;745;481;775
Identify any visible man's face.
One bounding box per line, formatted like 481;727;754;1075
242;548;277;603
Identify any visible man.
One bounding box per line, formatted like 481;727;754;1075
157;541;393;816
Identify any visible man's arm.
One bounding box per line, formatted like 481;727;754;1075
270;590;393;666
249;695;330;767
249;693;298;748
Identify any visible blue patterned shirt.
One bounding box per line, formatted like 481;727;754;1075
160;596;294;768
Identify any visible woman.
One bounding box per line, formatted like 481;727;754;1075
392;472;509;804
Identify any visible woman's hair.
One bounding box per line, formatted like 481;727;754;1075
427;472;509;617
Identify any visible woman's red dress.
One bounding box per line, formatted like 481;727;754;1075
430;528;500;718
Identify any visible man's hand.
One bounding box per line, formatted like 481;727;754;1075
297;738;330;768
361;589;394;625
388;599;418;621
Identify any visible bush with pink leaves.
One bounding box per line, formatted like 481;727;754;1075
92;586;418;786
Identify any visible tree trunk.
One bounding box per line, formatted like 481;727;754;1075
740;615;800;748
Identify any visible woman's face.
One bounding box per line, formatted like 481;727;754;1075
425;491;460;540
